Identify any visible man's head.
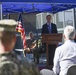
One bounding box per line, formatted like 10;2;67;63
0;19;18;53
46;15;52;23
29;32;34;39
63;25;75;41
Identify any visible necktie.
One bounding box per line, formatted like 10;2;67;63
48;24;51;33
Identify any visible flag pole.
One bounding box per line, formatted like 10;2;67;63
0;2;2;20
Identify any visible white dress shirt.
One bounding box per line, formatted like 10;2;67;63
53;40;76;75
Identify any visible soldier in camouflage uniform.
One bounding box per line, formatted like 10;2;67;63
0;19;40;75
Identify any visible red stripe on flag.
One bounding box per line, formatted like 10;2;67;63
16;21;26;49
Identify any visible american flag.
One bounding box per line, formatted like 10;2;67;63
16;21;26;49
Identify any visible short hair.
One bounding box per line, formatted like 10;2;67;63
64;25;75;39
46;15;51;18
0;31;15;45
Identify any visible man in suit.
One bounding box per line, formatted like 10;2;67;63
41;15;58;69
42;15;57;34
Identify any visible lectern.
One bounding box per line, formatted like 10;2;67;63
42;34;62;69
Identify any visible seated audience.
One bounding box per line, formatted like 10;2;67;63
25;32;36;53
53;25;76;75
25;32;38;62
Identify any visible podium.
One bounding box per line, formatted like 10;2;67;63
42;34;62;69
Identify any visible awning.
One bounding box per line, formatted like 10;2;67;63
2;2;76;14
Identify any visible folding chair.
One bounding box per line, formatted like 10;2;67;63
67;65;76;75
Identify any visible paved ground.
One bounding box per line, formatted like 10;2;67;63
15;50;47;70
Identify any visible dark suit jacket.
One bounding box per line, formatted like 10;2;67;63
42;23;57;34
41;23;58;65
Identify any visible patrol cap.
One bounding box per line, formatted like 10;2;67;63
0;19;18;32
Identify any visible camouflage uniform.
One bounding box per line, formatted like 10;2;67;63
0;51;40;75
0;19;40;75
